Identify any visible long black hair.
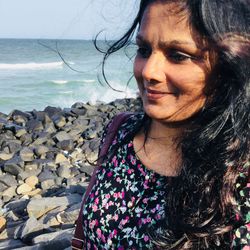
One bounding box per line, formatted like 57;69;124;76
99;0;249;248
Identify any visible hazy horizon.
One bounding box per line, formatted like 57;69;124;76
0;0;137;40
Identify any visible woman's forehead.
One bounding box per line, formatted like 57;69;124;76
139;1;208;50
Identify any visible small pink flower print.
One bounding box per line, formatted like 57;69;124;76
90;193;94;199
107;172;113;177
92;204;98;212
94;197;99;204
113;214;119;221
127;169;133;174
89;220;96;229
155;214;161;220
120;216;129;226
146;217;151;223
143;198;148;204
121;159;125;164
131;159;136;165
96;228;102;238
235;213;240;221
113;192;118;198
105;194;111;199
144;235;149;242
95;190;98;196
113;229;117;236
108;200;114;206
95;220;99;226
101;234;106;243
121;191;125;199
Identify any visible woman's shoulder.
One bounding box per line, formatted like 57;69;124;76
99;112;144;150
103;112;144;139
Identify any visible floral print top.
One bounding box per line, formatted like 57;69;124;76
82;113;250;249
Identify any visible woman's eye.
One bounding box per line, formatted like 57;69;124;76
137;47;151;58
167;51;193;63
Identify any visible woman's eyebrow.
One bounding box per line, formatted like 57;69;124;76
136;34;203;50
136;34;150;45
159;40;200;51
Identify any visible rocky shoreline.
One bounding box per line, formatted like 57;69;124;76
0;98;142;250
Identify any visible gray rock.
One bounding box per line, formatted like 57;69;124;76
32;228;73;249
20;133;33;145
26;120;43;132
24;162;39;171
17;168;41;181
32;132;50;145
34;145;49;157
12;114;28;125
16;183;33;195
4;160;24;176
43;123;56;134
4;198;29;217
0;239;25;250
0;174;18;188
57;165;71;179
27;194;81;219
20;147;34;162
54;131;72;142
40;179;56;190
15;128;27;138
12;245;43;250
55;153;68;164
57;203;81;225
6;139;22;153
38;169;56;182
56;139;74;151
71;102;85;109
79;164;94;176
71;108;86;116
0;117;7;130
2;186;17;202
0;152;14;161
19;216;47;242
52;114;66;128
82;129;97;140
8;109;31;120
4;123;23;133
44;106;62;118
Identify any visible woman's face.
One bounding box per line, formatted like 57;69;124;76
134;1;211;123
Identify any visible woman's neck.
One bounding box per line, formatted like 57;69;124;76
147;119;185;145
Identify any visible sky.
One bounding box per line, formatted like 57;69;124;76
0;0;137;40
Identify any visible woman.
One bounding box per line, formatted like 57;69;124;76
76;0;249;249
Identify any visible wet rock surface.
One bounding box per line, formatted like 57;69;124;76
0;98;142;249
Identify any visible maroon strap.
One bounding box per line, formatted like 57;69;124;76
72;112;132;249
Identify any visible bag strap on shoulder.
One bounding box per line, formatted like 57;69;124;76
72;112;132;249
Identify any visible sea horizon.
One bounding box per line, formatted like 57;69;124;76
0;38;138;114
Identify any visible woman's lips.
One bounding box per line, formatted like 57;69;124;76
145;88;173;100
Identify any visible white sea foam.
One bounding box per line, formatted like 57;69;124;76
52;80;69;84
82;79;95;83
0;62;63;70
88;81;138;104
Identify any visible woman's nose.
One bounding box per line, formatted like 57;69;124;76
142;52;166;83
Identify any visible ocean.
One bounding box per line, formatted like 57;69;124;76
0;39;138;114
